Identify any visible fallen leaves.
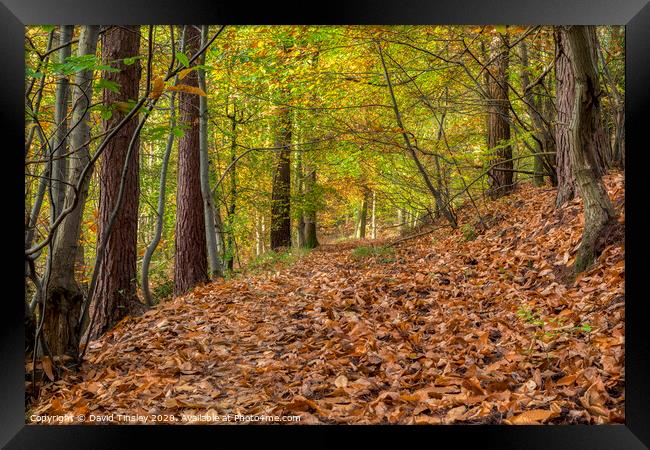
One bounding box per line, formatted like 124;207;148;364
41;356;54;382
28;173;625;425
507;409;556;425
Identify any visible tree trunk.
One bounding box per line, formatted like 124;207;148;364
142;26;186;306
198;25;223;278
486;31;513;199
564;26;617;273
371;190;377;239
225;113;237;271
88;25;142;340
174;25;208;295
554;28;578;207
51;25;74;220
270;103;292;250
303;169;319;248
43;25;100;356
356;188;369;239
295;140;305;248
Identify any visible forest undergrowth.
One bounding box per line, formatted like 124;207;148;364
28;173;625;425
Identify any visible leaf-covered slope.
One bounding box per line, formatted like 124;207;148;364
30;174;625;424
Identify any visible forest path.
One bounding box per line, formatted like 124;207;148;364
30;174;625;424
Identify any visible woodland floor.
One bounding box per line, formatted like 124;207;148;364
28;174;625;425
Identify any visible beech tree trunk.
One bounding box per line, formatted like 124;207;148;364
486;31;513;199
89;26;142;340
174;25;208;295
270;103;292;250
564;26;617;273
43;26;100;356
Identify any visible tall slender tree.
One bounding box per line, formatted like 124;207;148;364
198;25;223;278
51;25;74;220
355;187;369;239
303;168;319;248
174;25;209;295
89;25;143;340
43;26;100;356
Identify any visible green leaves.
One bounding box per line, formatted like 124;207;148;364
123;56;143;66
26;67;44;79
52;54;120;76
95;78;121;93
176;52;190;68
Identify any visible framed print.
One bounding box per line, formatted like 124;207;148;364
4;0;650;448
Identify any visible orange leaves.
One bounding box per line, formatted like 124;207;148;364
167;84;207;97
149;76;165;100
334;375;348;389
148;75;207;101
41;356;54;382
506;409;556;425
28;174;625;425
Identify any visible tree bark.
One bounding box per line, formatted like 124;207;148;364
564;25;617;273
51;25;74;220
43;26;100;356
270;103;292;250
89;25;142;340
486;31;513;199
554;27;577;207
356;187;369;239
370;190;377;239
142;26;185;306
198;25;223;278
295;143;306;248
225;112;237;270
303;168;319;248
174;25;209;295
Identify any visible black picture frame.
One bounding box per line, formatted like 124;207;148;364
4;1;649;448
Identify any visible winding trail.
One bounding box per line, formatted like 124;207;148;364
29;175;625;425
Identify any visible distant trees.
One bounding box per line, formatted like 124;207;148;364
355;186;370;239
518;38;556;188
174;25;209;295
